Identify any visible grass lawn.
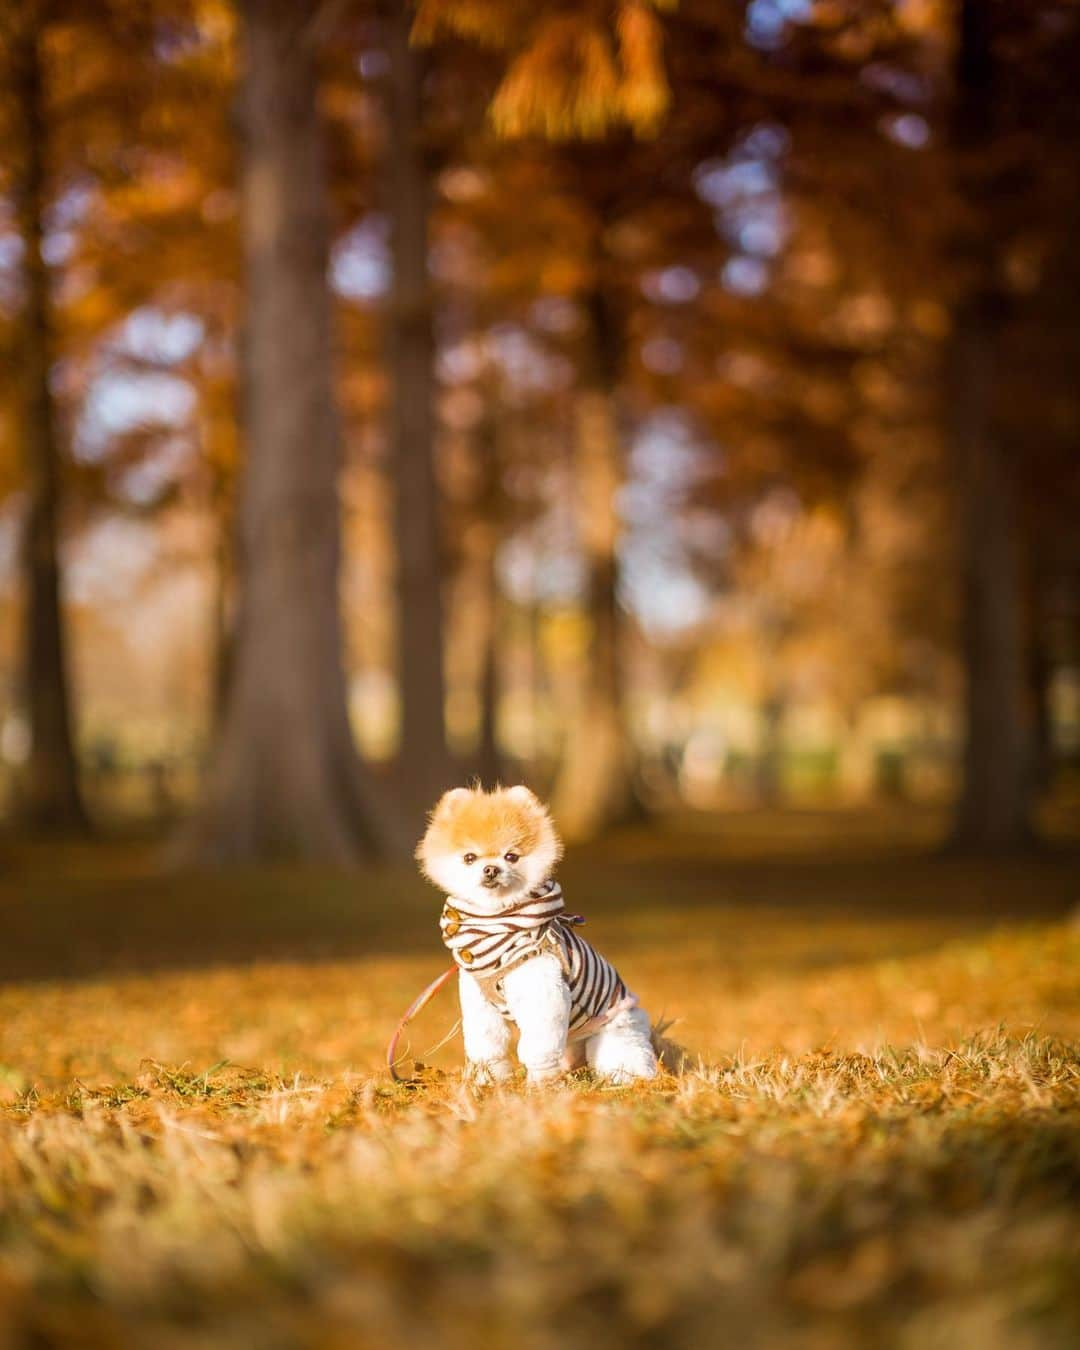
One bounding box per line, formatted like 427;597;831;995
0;810;1077;1348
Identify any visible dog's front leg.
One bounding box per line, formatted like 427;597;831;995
501;954;571;1084
459;971;513;1083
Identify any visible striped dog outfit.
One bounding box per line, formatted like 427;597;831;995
440;880;636;1039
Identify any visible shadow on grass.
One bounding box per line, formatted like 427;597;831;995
1;807;1077;987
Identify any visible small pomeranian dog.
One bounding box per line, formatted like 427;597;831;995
416;784;658;1084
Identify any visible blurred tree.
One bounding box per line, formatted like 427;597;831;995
0;0;244;799
179;0;396;861
551;270;638;838
469;396;505;787
627;2;966;814
381;0;675;820
945;0;1033;850
942;0;1080;847
2;0;1073;852
4;1;87;829
413;0;672;141
384;0;456;813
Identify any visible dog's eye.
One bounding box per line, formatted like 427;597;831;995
504;852;519;864
463;852;477;865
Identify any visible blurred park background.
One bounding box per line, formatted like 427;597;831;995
2;6;1080;1347
1;0;1078;864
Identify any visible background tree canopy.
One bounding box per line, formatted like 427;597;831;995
0;0;1077;856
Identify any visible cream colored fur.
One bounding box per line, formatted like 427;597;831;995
419;786;658;1085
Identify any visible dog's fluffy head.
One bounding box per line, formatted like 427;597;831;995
416;784;563;911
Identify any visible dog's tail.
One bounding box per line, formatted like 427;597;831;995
651;1015;691;1075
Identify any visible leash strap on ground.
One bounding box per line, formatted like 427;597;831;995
386;963;458;1082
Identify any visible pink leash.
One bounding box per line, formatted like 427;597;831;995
386;963;458;1082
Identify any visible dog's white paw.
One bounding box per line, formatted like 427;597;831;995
525;1071;563;1089
601;1061;658;1085
466;1058;514;1086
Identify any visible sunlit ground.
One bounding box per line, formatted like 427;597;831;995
1;809;1077;1347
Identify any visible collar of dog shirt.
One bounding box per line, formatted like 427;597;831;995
440;880;585;971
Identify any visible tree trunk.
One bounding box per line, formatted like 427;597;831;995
476;559;501;786
1026;572;1054;797
521;562;552;790
12;9;87;832
209;481;233;731
947;0;1033;850
756;692;786;805
950;300;1032;847
551;289;637;839
385;3;455;813
178;0;398;863
474;414;503;787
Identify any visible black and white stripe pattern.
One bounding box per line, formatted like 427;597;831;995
440;880;629;1033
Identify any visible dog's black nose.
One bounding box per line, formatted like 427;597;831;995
482;863;499;881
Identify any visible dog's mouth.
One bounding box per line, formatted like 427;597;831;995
480;869;527;898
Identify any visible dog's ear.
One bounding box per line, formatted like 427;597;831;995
504;784;540;807
432;786;471;816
